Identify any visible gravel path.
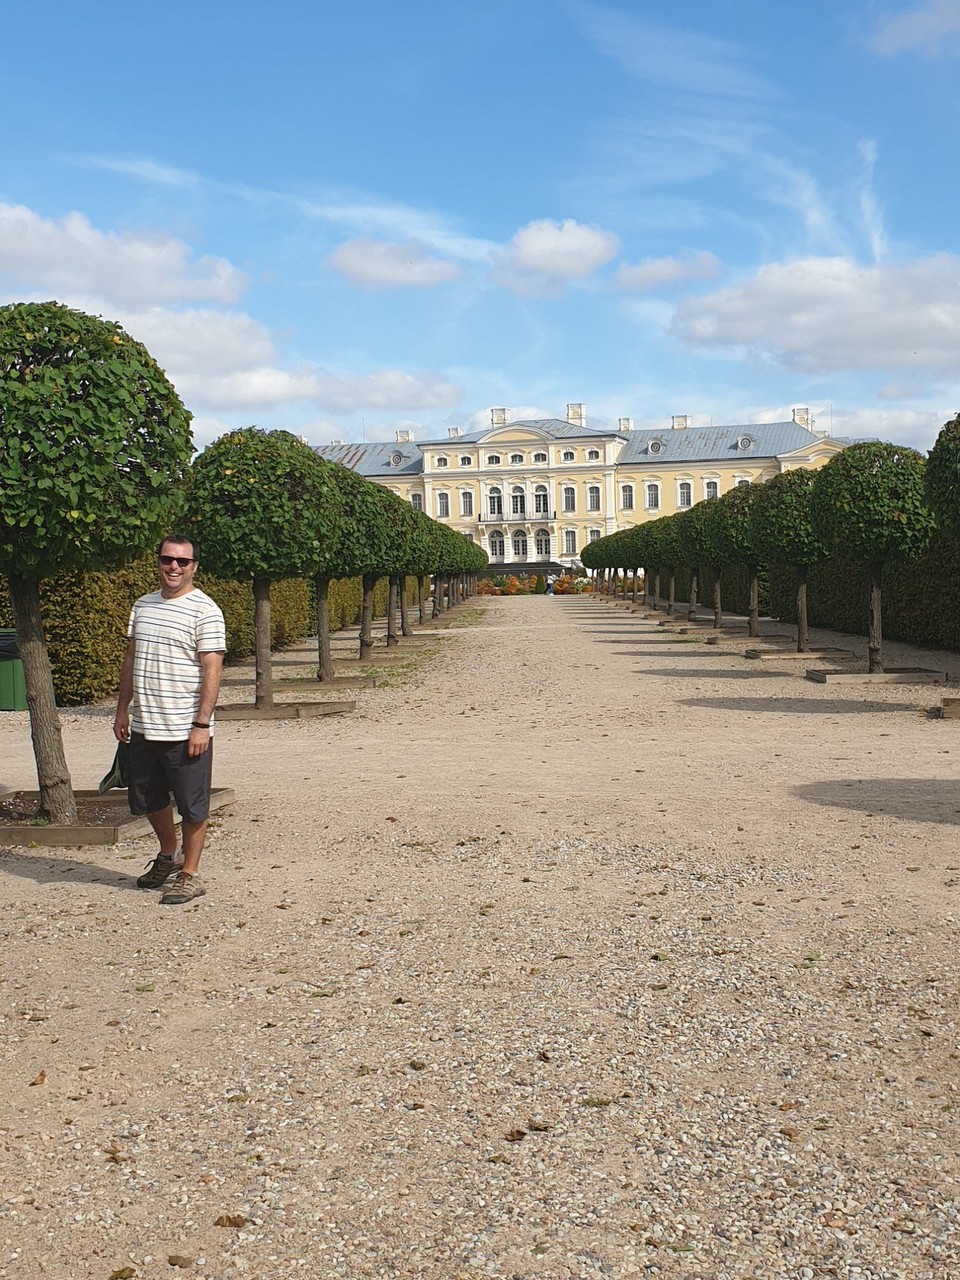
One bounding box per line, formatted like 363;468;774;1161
1;595;959;1280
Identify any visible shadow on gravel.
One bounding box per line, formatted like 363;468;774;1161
679;696;915;714
629;667;785;679
794;778;960;825
0;852;141;889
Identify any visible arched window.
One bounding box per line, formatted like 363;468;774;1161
705;480;719;500
435;455;449;467
512;530;528;559
534;484;550;514
588;528;602;542
562;485;576;513
509;452;524;464
562;450;575;462
564;529;578;555
587;485;601;512
678;481;692;508
533;451;548;463
621;484;634;510
459;455;472;466
460;490;474;516
410;493;423;511
486;453;502;465
437;492;450;518
488;486;503;516
587;449;600;460
511;486;526;516
736;478;751;487
535;529;551;557
489;530;505;557
645;482;660;510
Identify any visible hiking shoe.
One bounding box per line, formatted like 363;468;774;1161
160;871;206;906
136;851;183;888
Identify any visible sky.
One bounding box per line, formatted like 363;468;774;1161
2;0;960;453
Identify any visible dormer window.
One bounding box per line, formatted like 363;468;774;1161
648;439;665;455
435;455;449;467
736;435;754;451
587;449;600;460
487;453;502;465
390;452;403;467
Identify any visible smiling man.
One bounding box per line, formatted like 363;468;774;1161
114;534;226;905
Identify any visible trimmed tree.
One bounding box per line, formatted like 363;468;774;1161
0;301;192;823
750;470;828;652
675;504;710;622
810;442;934;671
704;484;765;637
926;413;960;533
190;428;341;707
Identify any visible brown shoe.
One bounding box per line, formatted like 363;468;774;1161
160;871;206;906
136;851;183;888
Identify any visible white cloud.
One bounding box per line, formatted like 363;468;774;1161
82;157;201;188
869;0;960;54
829;406;945;451
327;237;463;288
492;218;620;296
616;249;721;293
0;202;247;307
673;254;960;373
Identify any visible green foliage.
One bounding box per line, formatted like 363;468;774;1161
810;441;934;565
750;470;827;567
0;301;193;577
926;413;960;533
190;428;342;581
704;483;764;566
534;572;547;594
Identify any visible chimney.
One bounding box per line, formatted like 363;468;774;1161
490;407;508;427
395;428;414;443
792;406;813;429
671;414;690;430
448;426;464;439
567;403;586;429
329;438;345;446
618;417;634;432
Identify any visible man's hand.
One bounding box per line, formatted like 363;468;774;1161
187;726;211;758
113;712;131;743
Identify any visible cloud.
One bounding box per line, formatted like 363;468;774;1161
829;406;945;451
492;218;620;296
616;250;721;293
327;237;463;288
673;254;960;374
81;157;201;188
869;0;960;54
0;202;247;307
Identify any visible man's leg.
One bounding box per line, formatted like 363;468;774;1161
146;804;180;858
180;819;207;876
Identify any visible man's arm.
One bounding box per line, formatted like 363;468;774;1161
187;651;224;758
113;638;135;742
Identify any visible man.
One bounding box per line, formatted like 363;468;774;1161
114;534;226;905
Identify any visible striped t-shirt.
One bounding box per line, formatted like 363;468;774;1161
127;588;226;741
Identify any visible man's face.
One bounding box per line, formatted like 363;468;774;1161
158;541;198;597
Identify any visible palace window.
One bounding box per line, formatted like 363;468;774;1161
486;453;501;465
562;450;575;462
678;481;692;508
645;482;660;510
587;448;600;460
621;484;634;510
588;528;602;542
564;529;578;555
512;530;528;559
459;455;472;466
511;486;526;516
410;493;423;511
489;530;505;557
488;486;503;516
535;529;551;557
736;478;751;487
435;455;449;467
437;492;450;518
534;484;550;515
509;453;524;464
587;485;601;512
705;480;719;500
562;486;576;513
460;491;474;516
533;451;548;462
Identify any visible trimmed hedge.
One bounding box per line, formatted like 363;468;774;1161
0;559;404;705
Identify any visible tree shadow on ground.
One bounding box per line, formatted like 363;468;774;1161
793;778;960;825
629;667;786;679
678;695;919;714
0;850;142;889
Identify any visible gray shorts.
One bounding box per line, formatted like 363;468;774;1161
127;733;213;824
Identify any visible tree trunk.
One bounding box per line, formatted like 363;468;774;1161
796;565;809;653
748;566;759;638
712;568;722;629
418;575;427;624
868;561;884;673
642;568;649;607
360;574;376;659
252;576;273;710
6;574;78;825
667;569;676;617
688;567;699;622
314;576;335;681
400;576;413;636
387;576;399;646
432;575;440;618
652;570;660;611
631;569;638;603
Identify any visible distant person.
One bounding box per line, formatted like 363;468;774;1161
114;534;226;905
546;574;556;595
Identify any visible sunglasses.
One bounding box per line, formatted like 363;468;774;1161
159;555;196;567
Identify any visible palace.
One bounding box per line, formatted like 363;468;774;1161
317;404;846;572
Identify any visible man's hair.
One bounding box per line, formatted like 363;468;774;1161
158;533;198;561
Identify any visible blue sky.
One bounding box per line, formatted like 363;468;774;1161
2;0;959;451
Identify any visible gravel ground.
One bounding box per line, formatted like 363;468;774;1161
1;595;959;1280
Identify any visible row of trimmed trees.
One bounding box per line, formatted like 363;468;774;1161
583;433;960;671
0;301;485;825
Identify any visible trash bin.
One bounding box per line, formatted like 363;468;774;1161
0;629;27;711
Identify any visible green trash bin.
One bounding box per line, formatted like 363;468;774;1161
0;629;27;711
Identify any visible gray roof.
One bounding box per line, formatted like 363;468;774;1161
617;420;825;464
316;441;423;477
425;418;616;444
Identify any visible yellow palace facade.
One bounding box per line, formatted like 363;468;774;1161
317;404;846;572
